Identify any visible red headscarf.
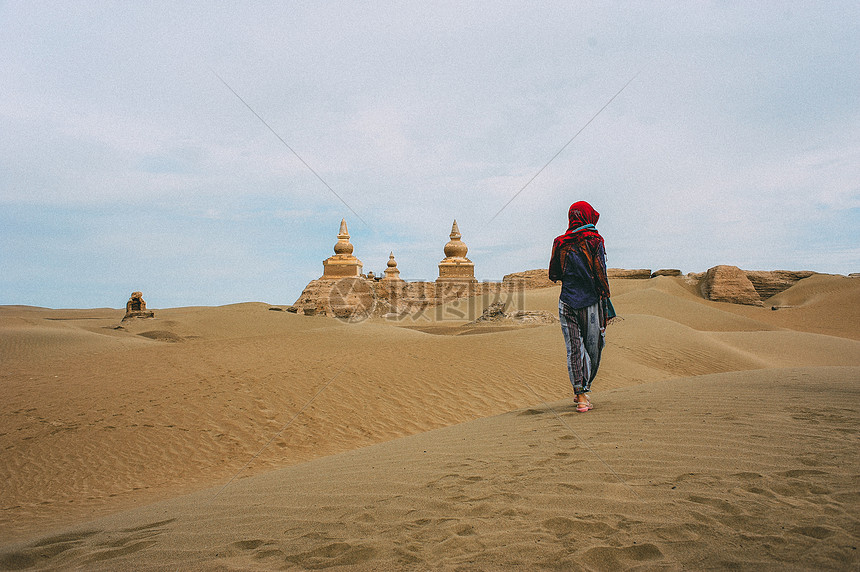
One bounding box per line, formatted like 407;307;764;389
556;201;602;246
549;201;608;295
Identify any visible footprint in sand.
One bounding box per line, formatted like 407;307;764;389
0;531;95;569
518;408;546;417
224;538;284;560
283;542;377;568
0;530;101;569
0;520;175;569
86;519;176;564
687;495;744;515
790;525;836;539
654;523;704;542
85;540;158;563
581;543;664;570
541;516;612;537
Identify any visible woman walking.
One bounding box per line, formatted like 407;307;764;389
549;201;611;412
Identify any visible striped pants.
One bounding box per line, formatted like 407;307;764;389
559;299;606;395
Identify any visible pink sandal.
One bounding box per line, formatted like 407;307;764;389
576;395;593;412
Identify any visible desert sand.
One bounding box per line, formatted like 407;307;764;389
1;274;858;570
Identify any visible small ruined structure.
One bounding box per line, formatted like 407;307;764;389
503;269;556;289
472;301;558;326
692;266;817;306
744;270;815;299
437;220;477;286
123;291;154;320
382;252;404;282
321;219;363;279
698;265;763;306
608;268;652;279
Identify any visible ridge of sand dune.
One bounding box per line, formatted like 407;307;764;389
768;273;859;307
611;284;780;332
713;330;860;368
2;366;856;570
0;318;149;363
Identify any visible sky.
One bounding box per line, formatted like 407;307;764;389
1;1;858;308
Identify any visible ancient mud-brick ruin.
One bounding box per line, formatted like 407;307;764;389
292;219;524;320
123;291;155;320
291;220;821;319
322;219;363;278
383;252;404;282
436;220;477;287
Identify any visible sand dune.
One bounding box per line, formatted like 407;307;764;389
2;367;857;570
1;274;858;569
717;274;860;341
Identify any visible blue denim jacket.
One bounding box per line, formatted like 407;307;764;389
559;245;605;310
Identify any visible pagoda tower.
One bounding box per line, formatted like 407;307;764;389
321;219;363;279
436;220;477;285
382;252;405;282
